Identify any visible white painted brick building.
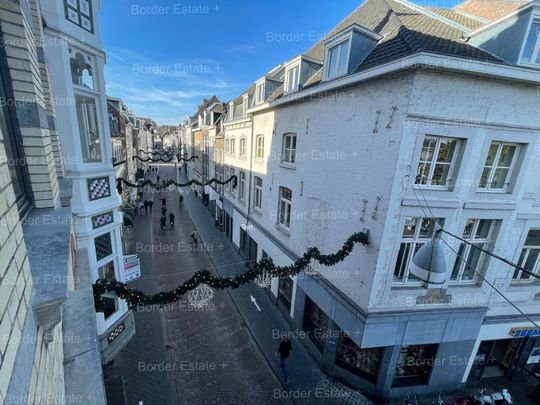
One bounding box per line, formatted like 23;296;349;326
182;0;540;399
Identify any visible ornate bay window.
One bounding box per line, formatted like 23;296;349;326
70;48;103;163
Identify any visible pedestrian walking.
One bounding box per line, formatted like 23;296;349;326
138;201;144;215
148;200;153;213
169;212;175;229
157;175;160;184
190;230;199;247
276;333;292;385
178;194;184;208
143;200;149;215
160;197;167;207
161;206;167;217
159;215;166;231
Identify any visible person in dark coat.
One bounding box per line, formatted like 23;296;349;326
276;333;292;385
160;197;167;207
161;206;167;217
143;200;149;214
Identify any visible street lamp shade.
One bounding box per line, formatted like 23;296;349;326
409;224;446;285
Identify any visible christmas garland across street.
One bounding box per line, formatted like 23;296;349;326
93;231;370;310
116;175;238;194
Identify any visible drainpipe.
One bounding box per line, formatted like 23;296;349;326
245;112;255;263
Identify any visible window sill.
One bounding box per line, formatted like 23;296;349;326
280;162;296;170
254;158;264;163
252;207;262;216
447;281;480;288
276;224;291;237
476;188;510;194
509;280;538;287
413;185;452;191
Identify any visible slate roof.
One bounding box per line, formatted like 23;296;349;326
426;7;486;29
298;0;508;89
453;0;530;21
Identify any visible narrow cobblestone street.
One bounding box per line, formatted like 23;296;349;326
103;164;289;405
103;164;376;405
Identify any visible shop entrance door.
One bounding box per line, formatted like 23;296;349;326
469;338;526;381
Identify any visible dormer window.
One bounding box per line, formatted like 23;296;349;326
327;40;350;79
285;65;300;93
521;20;540;65
255;83;265;104
322;24;381;82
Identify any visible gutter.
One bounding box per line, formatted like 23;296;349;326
247;52;540;114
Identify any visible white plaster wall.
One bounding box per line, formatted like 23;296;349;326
247;72;415;310
371;70;540;315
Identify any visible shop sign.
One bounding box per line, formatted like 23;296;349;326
509;327;540;338
123;254;141;283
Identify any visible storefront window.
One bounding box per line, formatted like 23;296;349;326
393;344;438;387
336;334;382;383
302;296;329;352
98;261;115;280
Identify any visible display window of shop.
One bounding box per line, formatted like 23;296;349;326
277;276;294;313
302;296;329;352
98;260;115;280
392;344;439;387
335;333;382;384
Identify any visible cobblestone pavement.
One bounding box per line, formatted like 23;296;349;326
104;164;288;405
178;167;375;405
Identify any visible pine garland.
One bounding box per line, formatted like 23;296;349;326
116;176;237;194
93;231;370;311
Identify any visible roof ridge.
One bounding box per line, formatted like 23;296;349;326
302;0;371;59
381;0;425;53
390;0;471;31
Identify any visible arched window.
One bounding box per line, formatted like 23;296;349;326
69;49;95;89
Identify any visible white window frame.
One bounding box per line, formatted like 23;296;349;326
415;136;460;189
230;138;236;156
225;139;230;155
513;229;540;282
70;48;104;164
324;38;351;81
520;15;540;66
450;219;497;284
393;217;445;286
285;64;301;94
255;135;264;160
281;133;297;165
254;176;263;210
478;142;520;192
255;83;265;104
239;138;247;157
239;171;246;202
278;187;292;229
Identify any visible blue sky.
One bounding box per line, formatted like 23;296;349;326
101;0;464;125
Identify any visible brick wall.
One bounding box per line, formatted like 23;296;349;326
0;0;59;208
0;119;32;403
